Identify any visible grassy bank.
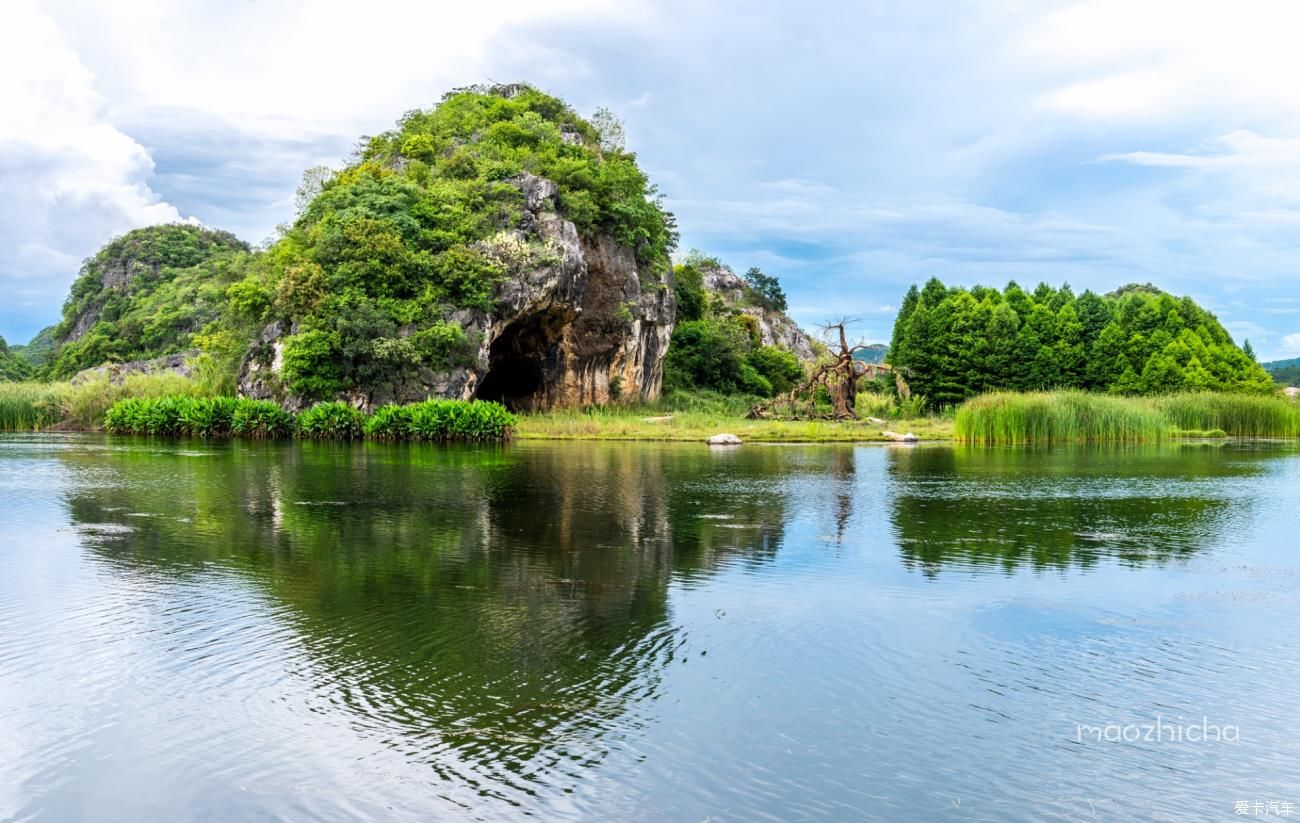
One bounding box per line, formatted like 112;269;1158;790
7;377;1296;446
955;390;1300;444
515;407;952;442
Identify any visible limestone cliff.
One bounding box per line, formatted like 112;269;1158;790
698;265;818;360
239;174;674;411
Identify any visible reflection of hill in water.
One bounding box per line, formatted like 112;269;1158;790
59;441;791;795
887;444;1268;576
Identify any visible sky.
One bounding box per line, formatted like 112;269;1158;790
5;0;1300;360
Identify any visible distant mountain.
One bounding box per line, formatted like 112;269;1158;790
0;336;32;381
1263;357;1300;386
10;326;57;369
851;344;888;364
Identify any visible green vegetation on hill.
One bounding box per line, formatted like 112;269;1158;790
664;252;802;397
1263;357;1300;386
10;326;57;370
0;337;32;381
248;83;678;402
31;84;677;404
47;224;251;379
889;278;1273;406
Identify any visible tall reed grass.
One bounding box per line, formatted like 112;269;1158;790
0;383;67;431
955;391;1170;445
1154;392;1300;438
955;390;1300;444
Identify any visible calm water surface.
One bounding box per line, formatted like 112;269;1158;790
2;435;1299;821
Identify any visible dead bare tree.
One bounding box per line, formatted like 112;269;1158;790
747;318;910;420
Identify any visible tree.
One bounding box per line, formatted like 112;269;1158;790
294;166;333;218
888;284;920;366
744;267;788;313
1243;339;1256;361
590;107;626;153
747;319;905;420
885;276;1273;401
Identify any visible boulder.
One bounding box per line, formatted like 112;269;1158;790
882;430;919;442
708;433;743;446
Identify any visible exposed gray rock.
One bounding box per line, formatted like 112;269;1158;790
699;266;818;361
883;431;919;442
707;433;743;445
73;351;195;385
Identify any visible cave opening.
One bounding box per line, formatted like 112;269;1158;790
475;311;563;411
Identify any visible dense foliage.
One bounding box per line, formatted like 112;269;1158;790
664;254;803;397
889;279;1274;405
364;399;517;441
48;225;251;379
296;402;368;439
103;396;514;441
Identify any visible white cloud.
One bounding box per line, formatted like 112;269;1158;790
0;1;185;328
1018;1;1300;122
1283;333;1300;354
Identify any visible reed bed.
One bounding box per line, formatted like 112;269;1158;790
954;391;1170;445
0;382;67;431
955;390;1300;444
1154;392;1300;439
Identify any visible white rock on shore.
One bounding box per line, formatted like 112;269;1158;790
708;433;743;446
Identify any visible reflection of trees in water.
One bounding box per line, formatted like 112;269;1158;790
887;444;1265;577
59;440;790;797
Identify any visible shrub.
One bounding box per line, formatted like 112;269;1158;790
296;401;366;439
178;396;238;437
106;395;294;438
364;403;414;439
231;399;295;438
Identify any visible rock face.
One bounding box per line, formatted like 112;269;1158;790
699;266;818;361
239;174;675;411
72;351;195;384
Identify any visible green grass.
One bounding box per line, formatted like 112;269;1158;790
516;405;952;442
955;390;1300;444
0;382;67;431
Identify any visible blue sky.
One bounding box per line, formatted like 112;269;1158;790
5;0;1300;359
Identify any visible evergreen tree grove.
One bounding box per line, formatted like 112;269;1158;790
886;280;1275;405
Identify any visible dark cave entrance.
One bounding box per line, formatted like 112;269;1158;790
474;311;565;411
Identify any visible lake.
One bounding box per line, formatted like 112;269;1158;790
2;435;1298;821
